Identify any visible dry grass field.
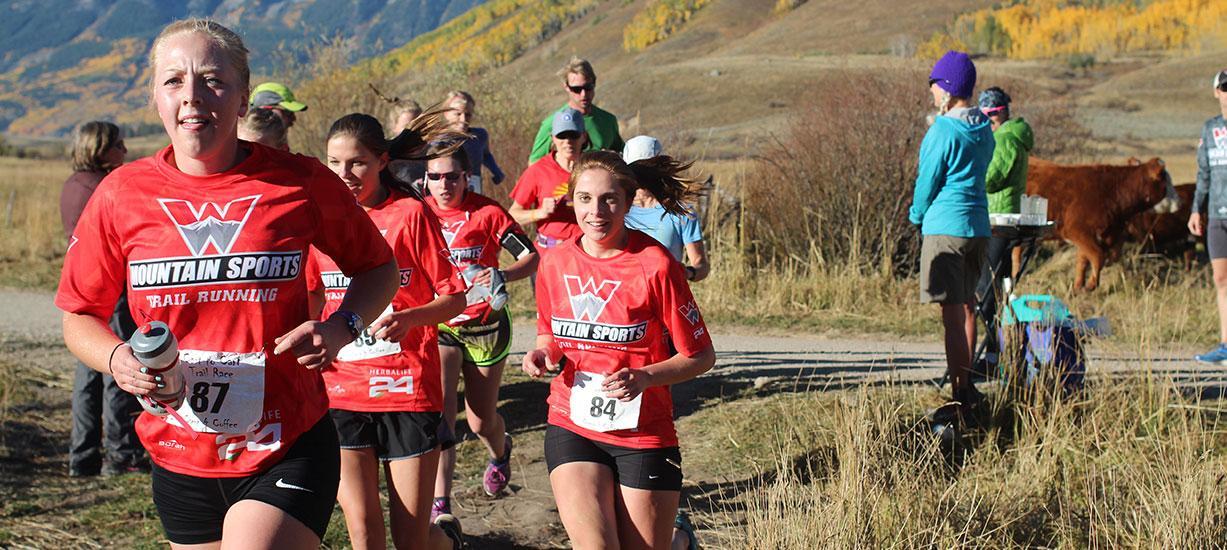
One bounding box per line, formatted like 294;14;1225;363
5;0;1227;547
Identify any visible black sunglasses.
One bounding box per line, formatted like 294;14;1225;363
426;171;463;182
567;84;594;94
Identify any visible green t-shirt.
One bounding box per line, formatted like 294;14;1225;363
528;104;624;163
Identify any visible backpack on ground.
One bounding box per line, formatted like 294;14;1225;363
998;294;1087;395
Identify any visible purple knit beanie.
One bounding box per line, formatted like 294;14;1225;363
929;51;976;98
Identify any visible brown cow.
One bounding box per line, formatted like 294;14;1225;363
1026;157;1178;291
1124;182;1197;268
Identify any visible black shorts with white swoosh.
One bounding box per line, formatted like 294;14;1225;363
544;424;682;491
150;416;340;544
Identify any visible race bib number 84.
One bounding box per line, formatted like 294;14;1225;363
569;371;641;432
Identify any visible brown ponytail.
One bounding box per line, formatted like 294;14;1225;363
567;151;703;215
387;102;469;161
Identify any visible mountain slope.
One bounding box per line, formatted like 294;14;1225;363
0;0;484;136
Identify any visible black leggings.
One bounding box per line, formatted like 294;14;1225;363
976;235;1014;354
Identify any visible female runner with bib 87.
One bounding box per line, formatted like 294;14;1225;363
56;19;403;549
522;151;716;549
306;113;468;550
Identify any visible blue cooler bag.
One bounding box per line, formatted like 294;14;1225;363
999;295;1086;394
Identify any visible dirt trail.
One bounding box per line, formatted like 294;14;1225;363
0;289;1209;548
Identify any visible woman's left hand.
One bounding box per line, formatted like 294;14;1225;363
370;310;413;342
602;368;652;402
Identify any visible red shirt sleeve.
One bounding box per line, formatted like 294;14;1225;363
509;165;539;209
535;257;554;338
307;165;393;275
401;203;465;296
494;204;527;241
652;258;713;357
55;184;126;320
303;247;323;293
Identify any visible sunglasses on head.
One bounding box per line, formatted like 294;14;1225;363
555;131;582;141
567;84;594;94
426;171;463;182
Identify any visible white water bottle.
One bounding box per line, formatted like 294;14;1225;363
128;321;184;416
462;264;509;311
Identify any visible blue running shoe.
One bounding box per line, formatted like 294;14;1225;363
1195;343;1227;365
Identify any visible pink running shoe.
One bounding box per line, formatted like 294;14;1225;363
482;434;512;496
430;497;451;523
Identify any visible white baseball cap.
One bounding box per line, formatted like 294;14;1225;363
622;135;663;164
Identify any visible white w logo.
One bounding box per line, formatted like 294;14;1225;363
158;195;260;257
563;275;620;321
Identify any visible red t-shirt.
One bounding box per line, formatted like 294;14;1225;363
425;192;527;326
537;231;712;449
509;154;581;242
305;193;464;412
55;143;393;478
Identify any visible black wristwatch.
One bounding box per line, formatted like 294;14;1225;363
328;310;364;341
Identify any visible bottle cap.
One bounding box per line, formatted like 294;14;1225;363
129;320;175;360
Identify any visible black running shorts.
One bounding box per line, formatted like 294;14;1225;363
544;424;683;491
150;415;340;545
330;409;440;461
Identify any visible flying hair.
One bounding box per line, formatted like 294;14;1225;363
387;101;470;162
567;150;704;216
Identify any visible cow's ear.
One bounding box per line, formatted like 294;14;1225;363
1127;157;1141;166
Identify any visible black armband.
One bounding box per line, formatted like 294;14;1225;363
500;231;536;260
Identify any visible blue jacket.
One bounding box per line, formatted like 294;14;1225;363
460;127;506;184
908;107;994;238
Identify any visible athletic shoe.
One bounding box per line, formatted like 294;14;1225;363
674;510;700;550
102;458;151;476
482;434;512;497
1194;343;1227;365
430;497;451;523
433;513;464;549
68;465;100;478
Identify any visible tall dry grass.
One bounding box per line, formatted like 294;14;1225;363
682;373;1227;548
0;157;70;289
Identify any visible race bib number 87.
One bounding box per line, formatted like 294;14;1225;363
569;371;641;432
172;350;266;435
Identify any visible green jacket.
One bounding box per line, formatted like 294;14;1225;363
529;105;624;163
984;117;1034;214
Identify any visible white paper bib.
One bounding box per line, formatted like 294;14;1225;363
172;349;266;435
337;305;401;362
569;371;642;432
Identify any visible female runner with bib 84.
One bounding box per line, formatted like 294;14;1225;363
56;19;402;549
522;151;716;549
306;113;468;550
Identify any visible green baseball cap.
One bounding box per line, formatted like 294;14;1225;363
249;82;307;112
